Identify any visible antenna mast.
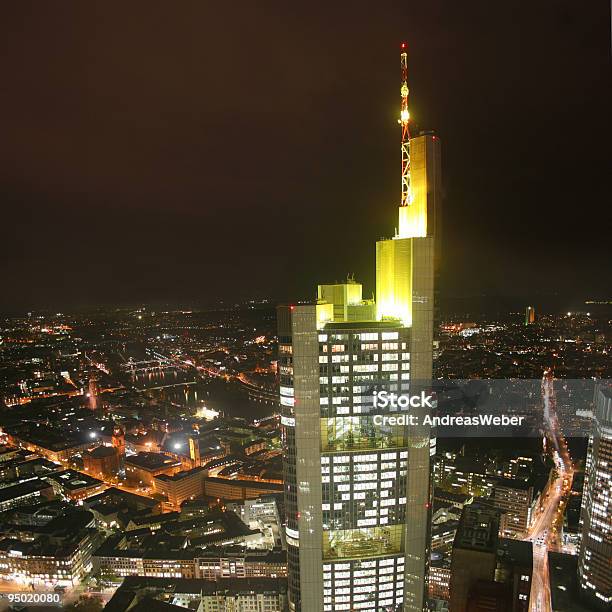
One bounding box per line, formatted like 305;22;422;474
399;42;411;208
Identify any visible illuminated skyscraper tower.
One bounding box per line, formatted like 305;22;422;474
279;43;439;612
577;384;611;610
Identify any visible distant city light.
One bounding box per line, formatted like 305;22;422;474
89;432;97;439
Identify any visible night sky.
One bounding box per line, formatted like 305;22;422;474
1;1;610;312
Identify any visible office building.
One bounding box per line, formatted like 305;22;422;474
0;508;103;587
104;576;287;612
492;477;535;538
279;44;438;611
548;552;592;611
203;476;283;501
429;554;451;601
449;505;500;612
495;538;533;611
46;469;105;501
577;384;611;610
449;504;532;612
95;535;286;583
0;477;55;512
525;306;535;325
125;452;182;487
153;466;206;508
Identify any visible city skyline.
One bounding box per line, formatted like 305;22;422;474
1;1;611;311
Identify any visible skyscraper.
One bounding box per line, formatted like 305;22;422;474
577;384;611;610
279;43;439;612
525;306;535;325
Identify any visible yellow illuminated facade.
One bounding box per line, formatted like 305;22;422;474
376;237;413;325
317;278;376;325
377;133;440;325
397;135;431;239
316;302;334;328
318;279;362;319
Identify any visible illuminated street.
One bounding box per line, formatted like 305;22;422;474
526;372;574;612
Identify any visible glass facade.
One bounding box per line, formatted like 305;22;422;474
280;312;433;611
577;385;611;610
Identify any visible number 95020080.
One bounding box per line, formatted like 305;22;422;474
1;592;63;607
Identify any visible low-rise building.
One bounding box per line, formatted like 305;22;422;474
0;508;102;587
93;509;286;585
45;469;105;501
103;576;287;612
0;478;55;512
95;541;286;584
203;476;283;501
6;430;89;463
153;466;205;508
491;477;535;538
125;452;182;487
449;504;532;612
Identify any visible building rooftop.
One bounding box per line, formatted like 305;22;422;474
109;575;287;597
430;552;451;569
84;486;160;509
491;476;533;491
204;476;283;492
154;467;206;483
127;598;185;612
454;504;500;552
548;552;592;611
46;469;103;491
84;444;118;458
323;320;405;330
7;427;87;452
126;452;181;471
0;477;53;504
497;538;533;570
433;487;474;507
0;528;98;559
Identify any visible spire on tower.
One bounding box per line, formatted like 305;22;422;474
396;41;427;239
399;42;412;208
